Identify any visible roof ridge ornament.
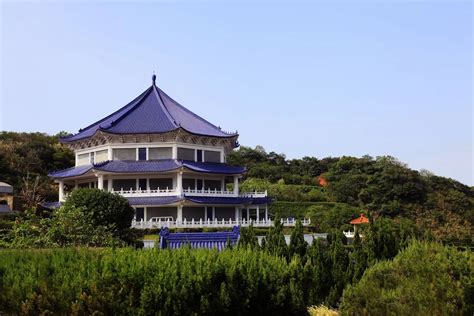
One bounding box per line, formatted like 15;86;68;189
152;71;156;85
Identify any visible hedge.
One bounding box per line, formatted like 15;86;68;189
0;248;309;315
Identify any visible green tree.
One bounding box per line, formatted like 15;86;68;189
288;219;307;258
265;217;288;259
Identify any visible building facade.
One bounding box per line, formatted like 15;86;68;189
49;76;309;228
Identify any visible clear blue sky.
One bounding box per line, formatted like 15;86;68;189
1;1;472;185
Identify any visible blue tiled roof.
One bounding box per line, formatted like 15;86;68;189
48;164;93;178
61;83;237;142
159;226;240;250
185;196;253;205
127;196;183;206
95;159;181;173
182;160;246;174
48;159;246;178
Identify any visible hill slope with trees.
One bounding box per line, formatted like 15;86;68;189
0;132;472;245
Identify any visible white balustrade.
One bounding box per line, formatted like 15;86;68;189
131;217;311;229
108;187;267;198
111;187;177;197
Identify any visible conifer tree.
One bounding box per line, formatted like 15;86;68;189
288;219;307;259
238;223;259;249
265;216;288;259
347;232;368;284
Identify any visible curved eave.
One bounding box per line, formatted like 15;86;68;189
60;127;238;144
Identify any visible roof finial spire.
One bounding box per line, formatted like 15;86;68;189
152;71;156;85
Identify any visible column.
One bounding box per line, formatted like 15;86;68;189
58;181;64;202
233;175;239;196
98;174;104;190
107;177;113;192
74;180;78;190
176;171;183;195
177;205;183;222
107;147;113;160
246;207;250;221
235;206;239;221
204;207;208;220
256;205;260;221
265;204;268;221
172;145;178;159
144;207;148;222
212;207;215;220
221;176;225;192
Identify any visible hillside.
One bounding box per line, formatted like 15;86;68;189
0;132;472;245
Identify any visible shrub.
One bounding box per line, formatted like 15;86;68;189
340;240;474;315
0;247;309;315
63;188;134;236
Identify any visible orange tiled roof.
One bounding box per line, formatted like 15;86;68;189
350;214;369;225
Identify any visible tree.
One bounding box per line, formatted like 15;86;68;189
264;217;288;259
238;223;259;249
62;188;135;237
346;232;367;284
288;219;307;258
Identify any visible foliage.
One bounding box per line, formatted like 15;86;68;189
62;188;135;238
340;241;474;316
4;207;123;248
0;247;311;315
238;223;259;250
264;217;288;259
308;305;339;316
288;219;307;258
0;131;74;203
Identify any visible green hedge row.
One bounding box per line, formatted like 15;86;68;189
0;248;309;315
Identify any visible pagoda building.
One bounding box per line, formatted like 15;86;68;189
48;75;282;228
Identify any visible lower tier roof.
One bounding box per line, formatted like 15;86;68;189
48;159;247;179
41;196;272;209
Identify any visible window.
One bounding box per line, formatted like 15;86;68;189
138;148;147;161
77;153;89;166
95;150;108;163
149;147;172;160
177;147;195;161
113;148;136;160
204;150;221;163
197;150;203;162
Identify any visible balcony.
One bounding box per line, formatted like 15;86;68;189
110;188;177;197
109;188;268;198
132;217;311;229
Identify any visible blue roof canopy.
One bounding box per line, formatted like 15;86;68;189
159;226;240;250
61;82;237;142
48;159;246;179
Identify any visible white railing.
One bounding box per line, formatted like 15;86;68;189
240;190;268;198
343;231;363;239
131;217;311;229
109;188;268;198
111;187;177;197
183;188;236;197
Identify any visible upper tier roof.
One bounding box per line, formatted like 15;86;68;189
61;77;237;143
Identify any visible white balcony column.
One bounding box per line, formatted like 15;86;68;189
144;207;148;221
265;204;268;221
233;175;239;196
235;206;239;221
58;181;65;202
212;207;215;220
172;145;178;159
177;204;183;222
246;207;250;221
256;205;260;221
107;147;113;160
176;171;183;196
204;207;208;220
221;177;225;192
107;177;113;192
97;174;104;190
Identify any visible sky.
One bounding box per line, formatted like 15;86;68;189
0;1;472;185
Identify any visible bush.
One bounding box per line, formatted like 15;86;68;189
63;188;134;237
0;248;310;315
340;241;474;315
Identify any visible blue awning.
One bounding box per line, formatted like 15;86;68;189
127;196;183;206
